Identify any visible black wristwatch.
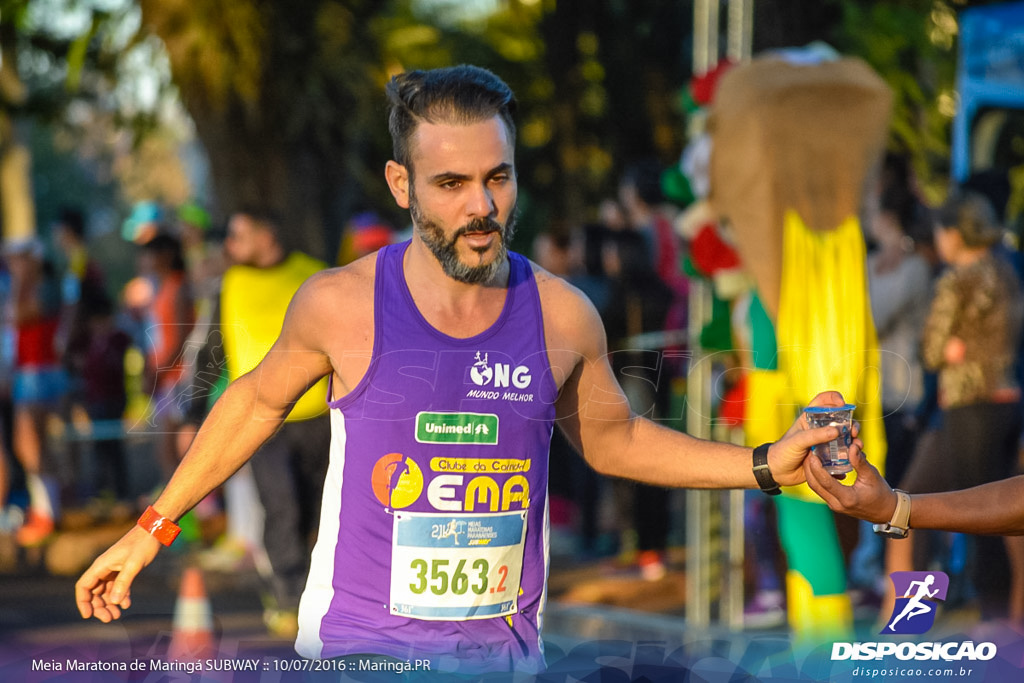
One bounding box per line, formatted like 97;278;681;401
752;442;781;496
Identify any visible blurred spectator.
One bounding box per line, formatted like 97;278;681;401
7;238;66;546
866;155;933;491
138;233;194;476
960;169;1024;623
532;229;591;555
899;190;1024;620
0;256;17;533
532;230;571;277
79;289;131;503
52;206;110;503
602;229;675;580
176;199;214;273
336;211;395;265
172;199;227;459
218;207;330;637
619;160;688;329
174;199;225;312
850;154;933;604
53;205;107;359
563;222;614;556
568;222;612;314
121;201;164;246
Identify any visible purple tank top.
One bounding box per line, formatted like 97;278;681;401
296;241;558;673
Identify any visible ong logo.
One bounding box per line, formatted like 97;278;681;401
469;351;532;390
470;352;494;386
882;571;949;635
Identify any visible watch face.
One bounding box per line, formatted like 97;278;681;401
873;523;908;539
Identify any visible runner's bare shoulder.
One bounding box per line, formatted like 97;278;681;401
285;253;377;349
530;261;604;352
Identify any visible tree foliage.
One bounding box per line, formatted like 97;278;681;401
834;0;960;202
3;0;1007;255
138;0;393;258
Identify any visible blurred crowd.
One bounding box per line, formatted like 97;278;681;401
1;142;1023;641
534;151;1024;634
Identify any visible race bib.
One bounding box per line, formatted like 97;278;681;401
389;510;527;621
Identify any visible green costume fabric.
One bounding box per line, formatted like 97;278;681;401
775;495;847;596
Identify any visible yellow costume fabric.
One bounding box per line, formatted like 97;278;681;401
775;210;887;497
744;211;887;638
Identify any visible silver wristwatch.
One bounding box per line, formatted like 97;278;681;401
873;489;911;539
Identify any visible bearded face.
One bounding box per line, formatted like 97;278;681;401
410;185;518;284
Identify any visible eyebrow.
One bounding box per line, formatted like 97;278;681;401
426;163;514;185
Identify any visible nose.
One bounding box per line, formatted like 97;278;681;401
466;182;496;219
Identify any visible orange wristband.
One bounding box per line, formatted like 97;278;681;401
137;506;181;547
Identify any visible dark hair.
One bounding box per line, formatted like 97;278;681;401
878;152;926;241
385;65;517;173
80;284;114;319
936;190;1002;248
605;229;653;282
880;181;918;232
621;160;664;207
963;169;1011;222
58;206;86;239
231;205;286;247
140;232;186;272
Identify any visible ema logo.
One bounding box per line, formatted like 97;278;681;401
882;571;949;635
370;453;423;509
469;351;531;389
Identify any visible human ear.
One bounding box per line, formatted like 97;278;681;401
385;161;410;209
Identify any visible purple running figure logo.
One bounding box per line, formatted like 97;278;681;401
882;571;949;635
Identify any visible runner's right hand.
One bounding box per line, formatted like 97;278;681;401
75;526;162;622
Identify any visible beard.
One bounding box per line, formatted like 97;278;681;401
410;193;518;284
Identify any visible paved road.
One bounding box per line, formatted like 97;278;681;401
3;540;1024;682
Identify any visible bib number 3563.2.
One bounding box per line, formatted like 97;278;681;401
390;510;527;621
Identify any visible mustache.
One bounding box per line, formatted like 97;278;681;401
453;217;504;239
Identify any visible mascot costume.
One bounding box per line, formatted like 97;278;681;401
678;46;892;641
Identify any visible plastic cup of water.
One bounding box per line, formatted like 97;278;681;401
803;403;855;475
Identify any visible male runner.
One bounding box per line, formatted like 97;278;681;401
76;65;850;673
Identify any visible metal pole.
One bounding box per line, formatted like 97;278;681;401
685;279;714;627
722;0;755;631
693;0;720;76
727;0;754;64
688;0;756;631
687;0;721;630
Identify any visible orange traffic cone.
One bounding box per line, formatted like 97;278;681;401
168;566;216;661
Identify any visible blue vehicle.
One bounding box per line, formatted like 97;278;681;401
952;1;1024;191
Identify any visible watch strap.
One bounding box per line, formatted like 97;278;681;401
752;442;781;496
873;489;912;538
137;505;181;547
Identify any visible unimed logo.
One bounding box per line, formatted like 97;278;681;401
883;571;948;635
415;411;499;445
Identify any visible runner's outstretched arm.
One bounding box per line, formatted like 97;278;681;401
547;280;849;490
75;277;335;622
